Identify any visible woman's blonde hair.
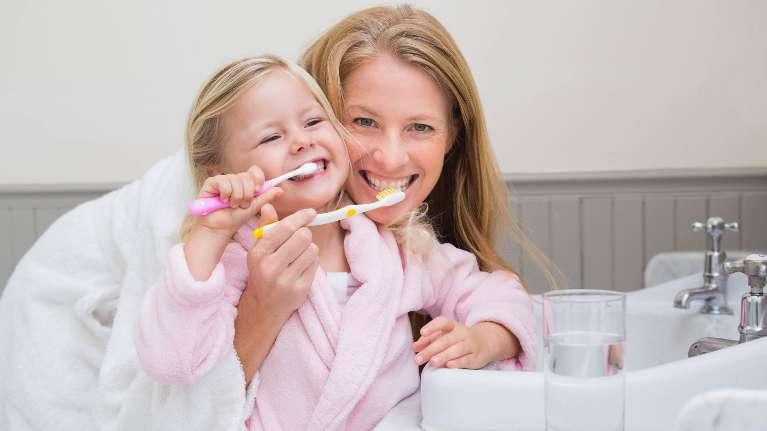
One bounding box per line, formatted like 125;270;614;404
181;55;348;239
300;5;559;291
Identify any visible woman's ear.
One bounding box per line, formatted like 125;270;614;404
445;116;461;154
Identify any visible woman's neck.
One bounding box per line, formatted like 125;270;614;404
310;221;349;273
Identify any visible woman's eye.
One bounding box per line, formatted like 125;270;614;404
412;123;434;133
260;135;280;144
353;117;376;127
306;118;323;127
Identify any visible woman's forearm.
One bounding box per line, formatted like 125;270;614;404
234;302;289;385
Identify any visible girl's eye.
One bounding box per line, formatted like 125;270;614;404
353;117;376;127
412;123;434;133
260;135;280;144
306;118;323;127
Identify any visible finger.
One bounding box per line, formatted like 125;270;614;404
240;173;256;209
279;243;319;286
228;174;244;208
445;353;475;369
295;253;320;288
216;176;233;202
412;330;444;352
420;316;454;337
199;177;219;198
248;165;266;189
414;331;462;365
257;208;317;255
259;204;279;226
271;228;313;266
430;341;471;368
232;187;282;220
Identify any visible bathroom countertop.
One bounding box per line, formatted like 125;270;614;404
674;389;767;431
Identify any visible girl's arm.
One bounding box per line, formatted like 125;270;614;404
415;243;536;370
413;317;521;369
135;243;250;385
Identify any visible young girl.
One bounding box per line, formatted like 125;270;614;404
134;55;535;430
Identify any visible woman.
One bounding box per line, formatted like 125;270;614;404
235;3;556;384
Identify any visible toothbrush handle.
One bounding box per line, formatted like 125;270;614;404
253;206;353;240
188;197;230;216
189;182;274;216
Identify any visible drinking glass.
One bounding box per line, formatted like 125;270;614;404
543;289;626;431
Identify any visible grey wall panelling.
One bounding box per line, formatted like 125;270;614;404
1;169;766;296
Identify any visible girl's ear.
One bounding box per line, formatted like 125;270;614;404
206;165;224;177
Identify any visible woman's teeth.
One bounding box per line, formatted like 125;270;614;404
362;171;414;191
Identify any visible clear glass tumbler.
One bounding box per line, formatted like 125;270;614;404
543;289;626;431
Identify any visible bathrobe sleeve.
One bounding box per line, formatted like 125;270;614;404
134;242;249;385
419;242;536;371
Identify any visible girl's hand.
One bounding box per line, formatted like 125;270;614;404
235;207;319;382
197;165;276;237
412;317;519;369
185;166;281;281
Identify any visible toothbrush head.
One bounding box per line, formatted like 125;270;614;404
295;162;318;176
375;187;406;206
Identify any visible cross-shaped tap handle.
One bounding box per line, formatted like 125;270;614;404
691;217;739;236
725;254;767;294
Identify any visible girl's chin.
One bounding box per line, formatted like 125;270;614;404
274;190;338;215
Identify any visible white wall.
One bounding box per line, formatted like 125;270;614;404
1;0;765;185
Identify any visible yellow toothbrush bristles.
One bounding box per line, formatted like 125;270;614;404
376;187;400;200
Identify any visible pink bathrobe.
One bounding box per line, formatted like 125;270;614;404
135;214;536;430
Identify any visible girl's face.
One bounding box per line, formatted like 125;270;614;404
218;69;349;218
342;54;453;226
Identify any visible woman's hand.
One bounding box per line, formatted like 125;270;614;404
412;317;520;369
234;207;319;383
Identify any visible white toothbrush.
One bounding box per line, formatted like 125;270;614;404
188;162;318;216
252;188;406;239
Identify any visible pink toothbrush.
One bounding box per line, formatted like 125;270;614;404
188;162;318;216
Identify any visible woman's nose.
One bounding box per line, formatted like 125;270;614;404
371;133;408;169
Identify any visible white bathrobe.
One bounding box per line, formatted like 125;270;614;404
0;151;255;430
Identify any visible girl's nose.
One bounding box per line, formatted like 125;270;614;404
290;131;315;154
371;132;408;169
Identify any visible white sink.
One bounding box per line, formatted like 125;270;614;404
419;272;767;431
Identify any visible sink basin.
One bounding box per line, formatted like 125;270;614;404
419;272;767;431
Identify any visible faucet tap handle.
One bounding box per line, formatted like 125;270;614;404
724;260;745;274
725;254;767;294
691;217;739;237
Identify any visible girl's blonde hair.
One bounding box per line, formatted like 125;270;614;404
300;5;559;290
181;55;348;239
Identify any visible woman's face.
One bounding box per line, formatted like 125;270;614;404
342;54;453;226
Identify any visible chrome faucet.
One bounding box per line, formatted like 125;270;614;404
688;254;767;357
673;217;738;315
